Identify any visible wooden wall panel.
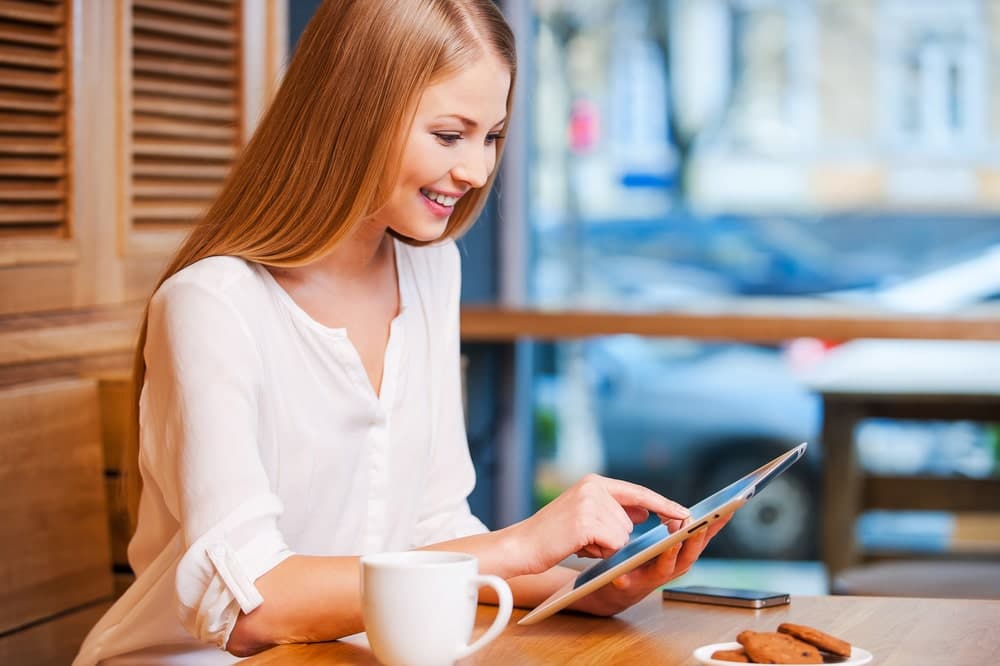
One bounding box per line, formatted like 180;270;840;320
0;0;287;658
0;351;132;389
0;263;75;313
0;306;140;366
1;0;285;315
0;378;113;634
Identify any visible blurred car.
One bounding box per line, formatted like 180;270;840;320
532;215;1000;560
582;336;822;560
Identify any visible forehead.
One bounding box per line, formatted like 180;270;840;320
416;55;510;125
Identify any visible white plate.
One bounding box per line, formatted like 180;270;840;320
693;641;873;665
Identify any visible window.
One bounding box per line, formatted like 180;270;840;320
498;0;1000;557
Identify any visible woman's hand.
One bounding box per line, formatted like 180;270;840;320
569;513;732;617
507;473;692;577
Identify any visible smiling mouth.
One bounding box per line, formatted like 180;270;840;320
420;188;459;207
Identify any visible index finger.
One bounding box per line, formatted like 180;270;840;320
600;477;690;522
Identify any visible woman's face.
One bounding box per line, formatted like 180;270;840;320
377;54;511;242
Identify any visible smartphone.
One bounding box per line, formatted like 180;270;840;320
661;585;790;609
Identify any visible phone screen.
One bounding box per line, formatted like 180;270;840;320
662;585;790;608
666;585;784;600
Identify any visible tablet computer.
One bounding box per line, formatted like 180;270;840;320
517;442;808;625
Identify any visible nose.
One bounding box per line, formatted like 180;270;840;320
451;146;491;189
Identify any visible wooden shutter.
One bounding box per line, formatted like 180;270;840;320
0;0;70;237
128;0;240;233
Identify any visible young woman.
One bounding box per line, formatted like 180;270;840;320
75;1;730;663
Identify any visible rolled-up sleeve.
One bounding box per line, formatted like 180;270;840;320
409;243;488;547
143;277;293;649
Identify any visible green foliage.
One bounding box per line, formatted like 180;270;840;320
534;407;558;459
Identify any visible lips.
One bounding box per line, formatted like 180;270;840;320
420;188;460;207
419;189;456;218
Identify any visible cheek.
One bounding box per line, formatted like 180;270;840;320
397;138;438;187
408;150;450;184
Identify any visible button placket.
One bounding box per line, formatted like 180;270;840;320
364;410;390;553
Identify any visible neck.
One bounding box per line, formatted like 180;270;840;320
268;222;394;287
318;223;391;276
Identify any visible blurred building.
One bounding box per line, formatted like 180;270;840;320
684;0;1000;212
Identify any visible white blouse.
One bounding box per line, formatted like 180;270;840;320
74;239;487;665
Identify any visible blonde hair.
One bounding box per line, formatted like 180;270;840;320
124;0;516;525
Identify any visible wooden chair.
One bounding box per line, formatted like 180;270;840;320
96;373;136;596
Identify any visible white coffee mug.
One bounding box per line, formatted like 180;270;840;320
360;551;513;666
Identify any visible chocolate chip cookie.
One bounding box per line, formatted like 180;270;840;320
737;630;823;664
777;622;852;658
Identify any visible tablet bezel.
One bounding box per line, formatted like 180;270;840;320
517;442;808;625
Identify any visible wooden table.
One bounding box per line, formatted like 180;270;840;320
245;593;1000;665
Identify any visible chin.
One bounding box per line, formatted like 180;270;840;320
391;223;449;244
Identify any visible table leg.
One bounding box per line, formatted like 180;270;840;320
821;398;865;583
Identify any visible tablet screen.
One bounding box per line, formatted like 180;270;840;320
572;448;799;590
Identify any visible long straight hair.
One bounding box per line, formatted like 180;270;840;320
124;0;517;526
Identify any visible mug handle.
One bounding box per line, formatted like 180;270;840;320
454;574;513;660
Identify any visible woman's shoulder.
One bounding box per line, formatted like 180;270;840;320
156;255;261;296
151;255;268;317
164;255;257;290
145;257;267;374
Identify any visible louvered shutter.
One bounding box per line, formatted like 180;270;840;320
0;0;70;236
128;0;240;232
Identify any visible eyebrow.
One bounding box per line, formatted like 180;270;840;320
437;114;507;129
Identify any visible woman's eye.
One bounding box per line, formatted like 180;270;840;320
433;133;461;145
486;133;505;145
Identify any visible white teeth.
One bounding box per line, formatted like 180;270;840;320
422;189;458;207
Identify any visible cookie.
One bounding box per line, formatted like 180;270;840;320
777;622;852;658
737;630;823;664
710;648;750;662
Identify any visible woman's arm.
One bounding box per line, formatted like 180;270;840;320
227;525;524;656
228;474;703;656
